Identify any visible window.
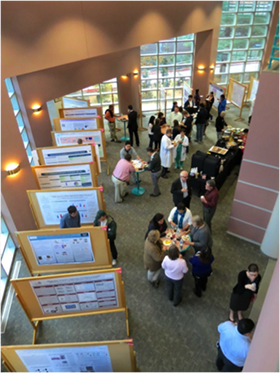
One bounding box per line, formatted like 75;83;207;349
1;217;16;303
140;34;195;111
5;78;34;164
214;1;274;84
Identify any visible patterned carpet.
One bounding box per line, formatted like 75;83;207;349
2;105;268;372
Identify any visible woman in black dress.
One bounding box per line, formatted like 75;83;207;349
229;263;261;322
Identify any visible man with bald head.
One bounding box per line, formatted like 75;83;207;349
170;171;192;208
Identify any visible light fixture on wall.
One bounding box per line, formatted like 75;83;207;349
32;104;42;114
133;69;139;76
210;65;215;70
197;65;205;71
6;163;21;176
121;75;128;79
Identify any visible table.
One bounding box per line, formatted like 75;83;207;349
161;228;192;253
117;116;130;141
131;169;145;196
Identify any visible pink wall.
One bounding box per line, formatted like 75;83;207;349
227;70;279;245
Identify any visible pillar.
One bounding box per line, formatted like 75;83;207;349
260;195;279;259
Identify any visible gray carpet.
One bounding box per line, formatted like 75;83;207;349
1;105;268;372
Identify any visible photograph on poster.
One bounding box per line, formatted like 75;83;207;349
15;345;113;372
35;190;99;225
35;165;93;189
28;232;95;266
30;272;118;315
41;146;93;165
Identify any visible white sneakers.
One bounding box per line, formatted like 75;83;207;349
112;259;117;266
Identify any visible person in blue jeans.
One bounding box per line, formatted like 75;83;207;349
218;94;227;114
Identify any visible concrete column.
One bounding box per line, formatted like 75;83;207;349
261;1;279;70
261;194;279;259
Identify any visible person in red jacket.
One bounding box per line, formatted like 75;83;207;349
200;179;219;232
104;105;121;143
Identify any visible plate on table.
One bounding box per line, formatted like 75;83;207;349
182;234;190;241
166;232;173;239
163;240;171;246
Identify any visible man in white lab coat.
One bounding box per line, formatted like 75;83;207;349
160;129;177;179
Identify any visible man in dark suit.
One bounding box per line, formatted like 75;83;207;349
127;104;139;147
184;95;196;114
195;103;209;142
170;171;192;208
144;147;162;197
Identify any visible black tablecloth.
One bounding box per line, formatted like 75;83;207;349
189;147;243;196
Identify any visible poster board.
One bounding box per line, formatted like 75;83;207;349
62;96;89;109
227;78;247;109
59;106;104;129
31;162;99;190
16;227;112;275
1;340;137;372
51;130;107;161
10;268;129;342
208;81;226;109
247;76;259;101
36;144;99;169
27;187;105;229
53;117;102;131
183;81;193;104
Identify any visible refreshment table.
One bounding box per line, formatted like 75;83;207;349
161;228;192;253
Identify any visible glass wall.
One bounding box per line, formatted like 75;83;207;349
4;78;34;165
214;1;274;85
1;217;16;303
140;34;195;111
64;78;119;114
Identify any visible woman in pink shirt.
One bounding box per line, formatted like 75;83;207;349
161;245;188;306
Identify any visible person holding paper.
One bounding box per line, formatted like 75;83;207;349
104;105;121;143
120;141;142;184
60;206;81;229
94;210;118;266
112;154;135;203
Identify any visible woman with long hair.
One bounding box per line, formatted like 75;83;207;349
189;246;214;297
145;213;167;239
148;115;155;149
144;230;166;288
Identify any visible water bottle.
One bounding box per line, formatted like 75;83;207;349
176;228;180;239
180;238;183;250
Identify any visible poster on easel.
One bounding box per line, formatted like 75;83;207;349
227;78;247;120
208;82;226;109
59;107;104;129
62;97;89;109
51;130;107;161
183;82;193;105
16;227;112;275
1;340;137;372
247;76;259;101
31;162;99;190
27;187;105;229
53;117;102;131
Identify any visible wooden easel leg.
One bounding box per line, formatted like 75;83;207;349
125;307;129;336
32;320;41;344
2;360;14;372
234;117;245;121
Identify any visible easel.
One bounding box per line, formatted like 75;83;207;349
111;93;121;131
227;78;247;121
11;269;130;344
138;84;147;131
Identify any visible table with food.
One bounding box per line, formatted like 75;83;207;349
161;228;192;253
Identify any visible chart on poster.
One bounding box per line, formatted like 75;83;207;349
30;272;118;315
34;164;93;189
28;232;95;266
63;108;98;118
59;118;98;131
35;190;99;225
41;145;94;165
15;345;113;372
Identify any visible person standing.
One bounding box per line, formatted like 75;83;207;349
104;105;121;143
144;147;162;197
195;103;209;142
168;202;192;231
216;319;255;372
184;216;213;253
168;105;183;126
229;264;261;322
161;245;188;307
120;141;142;184
160;129;177;178
172;119;181;140
215;111;228;140
170;171;192;208
189;246;214;298
200;179;219;232
112;154;135;203
152;118;162;150
147;115;155;148
127;104;139;147
218;94;227;115
158;112;166;126
182;111;193;141
60;206;81;228
93;210;118;266
206;91;215;120
171;101;178;112
174;129;189;170
145;213;167;239
194;89;201;107
184;94;196;114
144;230;166;288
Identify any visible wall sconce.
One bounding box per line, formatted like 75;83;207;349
133;69;139;76
6;163;21;176
197;65;205;71
32;104;42;114
210;65;215;70
121;75;128;79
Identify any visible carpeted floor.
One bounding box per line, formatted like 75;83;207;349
1;104;268;372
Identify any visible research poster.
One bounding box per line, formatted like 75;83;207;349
231;82;245;108
16;345;113;372
63;108;98;118
30;272;119;315
183;82;192;104
28;232;94;266
35;190;99;225
209;82;224;109
60;118;98;131
62;97;88;108
35;165;93;189
250;79;259;101
41;146;93;165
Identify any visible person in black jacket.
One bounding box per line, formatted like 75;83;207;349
127;104;139;147
182;111;193;140
206;91;215;120
145;213;168;239
144;147;162;197
195;103;209;142
152;118;162;150
215;111;228;140
170;171;192;208
93;210;118;266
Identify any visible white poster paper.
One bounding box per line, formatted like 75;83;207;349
59;118;98;131
35;164;93;189
231;81;246;108
183;82;192;104
41;145;93;165
63;108;98;118
54;131;104;158
28;232;94;266
35;189;99;225
30;272;118;315
62;97;88;108
16;345;113;372
250;79;259;101
209;82;224;109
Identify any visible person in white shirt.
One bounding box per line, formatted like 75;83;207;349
169;105;183;126
174;129;189;170
162;245;188;306
168;202;192;231
160;129;177;178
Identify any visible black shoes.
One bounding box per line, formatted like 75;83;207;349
150;194;160;197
